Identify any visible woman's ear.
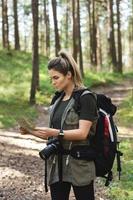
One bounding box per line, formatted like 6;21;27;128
67;71;72;79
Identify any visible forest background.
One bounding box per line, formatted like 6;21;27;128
0;0;133;199
0;0;133;105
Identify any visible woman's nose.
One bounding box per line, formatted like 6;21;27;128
52;80;56;86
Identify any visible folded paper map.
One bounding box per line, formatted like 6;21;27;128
18;117;35;134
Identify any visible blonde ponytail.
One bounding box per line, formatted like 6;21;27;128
58;50;84;88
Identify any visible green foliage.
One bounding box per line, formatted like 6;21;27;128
0;50;133;199
0;49;133;128
83;70;132;87
107;139;133;200
0;49;47;128
23;4;31;16
0;50;32;101
117;95;133;127
0;99;37;128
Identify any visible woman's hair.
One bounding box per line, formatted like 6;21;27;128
47;50;84;88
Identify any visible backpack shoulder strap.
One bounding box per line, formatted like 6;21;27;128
50;91;64;105
80;90;97;101
80;90;92;96
72;88;97;114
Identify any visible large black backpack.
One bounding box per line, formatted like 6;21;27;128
72;89;123;186
43;89;123;192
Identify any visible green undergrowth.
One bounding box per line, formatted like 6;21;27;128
0;49;133;199
0;99;37;128
84;70;133;88
0;49;133;128
0;49;48;128
117;95;133;128
107;139;133;200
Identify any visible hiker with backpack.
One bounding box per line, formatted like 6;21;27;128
20;50;98;200
20;50;122;199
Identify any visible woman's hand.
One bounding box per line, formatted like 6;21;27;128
19;126;58;140
34;127;58;138
20;127;30;135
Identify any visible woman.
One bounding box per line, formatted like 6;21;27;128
20;50;98;200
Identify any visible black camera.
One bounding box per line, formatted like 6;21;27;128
39;138;61;160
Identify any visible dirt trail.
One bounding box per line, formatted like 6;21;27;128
0;79;133;200
0;130;110;200
92;79;133;138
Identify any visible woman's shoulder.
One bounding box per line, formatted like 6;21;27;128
80;92;96;105
73;87;95;101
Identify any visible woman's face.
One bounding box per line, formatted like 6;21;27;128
48;69;72;91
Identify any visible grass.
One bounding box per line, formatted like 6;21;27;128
83;70;133;88
117;96;133;128
0;49;133;199
0;49;48;128
0;99;37;128
107;139;133;200
0;49;133;129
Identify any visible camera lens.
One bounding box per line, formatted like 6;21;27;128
39;143;58;160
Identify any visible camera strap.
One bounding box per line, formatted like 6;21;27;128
58;152;63;182
58;134;64;183
44;159;48;193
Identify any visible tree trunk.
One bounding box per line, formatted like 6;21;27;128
77;0;84;78
2;0;9;49
116;0;123;73
13;0;20;50
129;0;133;68
72;0;78;62
65;0;69;49
87;0;97;68
97;21;102;71
40;13;45;55
108;0;117;72
44;0;50;57
92;0;97;67
30;0;39;104
51;0;61;56
87;0;93;65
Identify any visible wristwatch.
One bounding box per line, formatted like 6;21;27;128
58;129;64;139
